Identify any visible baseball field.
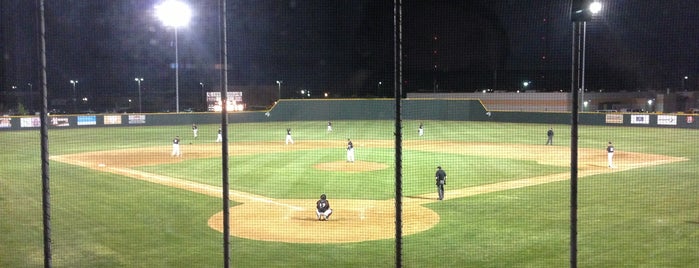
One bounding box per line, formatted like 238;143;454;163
1;119;698;267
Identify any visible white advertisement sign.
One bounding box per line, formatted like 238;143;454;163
657;115;677;126
630;114;649;125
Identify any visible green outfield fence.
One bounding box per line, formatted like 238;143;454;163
1;99;698;130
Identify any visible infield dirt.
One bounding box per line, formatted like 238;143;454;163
50;140;685;243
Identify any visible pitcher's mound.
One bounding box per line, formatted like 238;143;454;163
314;161;388;172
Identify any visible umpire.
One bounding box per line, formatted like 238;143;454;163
435;166;447;200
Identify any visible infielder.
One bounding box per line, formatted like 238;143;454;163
607;141;615;168
435;166;447;200
286;128;294;145
327;121;333;132
192;124;198;139
216;128;222;142
316;194;333;221
346;139;355;162
418;122;424;136
171;136;181;157
546;127;554;145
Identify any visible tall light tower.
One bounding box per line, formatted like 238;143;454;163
276;80;283;100
134;77;144;113
70;80;78;112
577;1;602;110
156;0;192;113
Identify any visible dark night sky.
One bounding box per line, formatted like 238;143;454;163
2;0;699;112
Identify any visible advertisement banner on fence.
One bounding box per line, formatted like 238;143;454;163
657;115;677;126
104;115;122;125
77;116;97;126
20;117;41;128
605;114;623;124
128;115;146;124
50;117;70;127
0;117;11;128
630;114;649;125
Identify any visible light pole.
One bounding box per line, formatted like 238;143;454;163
276;80;282;100
199;82;205;110
156;0;192;113
579;1;602;110
682;76;688;91
70;80;78;112
28;83;33;113
134;78;144;113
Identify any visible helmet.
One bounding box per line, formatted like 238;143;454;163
320;194;327;200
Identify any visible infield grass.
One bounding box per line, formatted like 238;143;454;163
1;120;698;267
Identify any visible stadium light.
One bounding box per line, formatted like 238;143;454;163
134;78;144;113
155;0;192;113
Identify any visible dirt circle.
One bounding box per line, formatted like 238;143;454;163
314;160;388;172
207;199;440;244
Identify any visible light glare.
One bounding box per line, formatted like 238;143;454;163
589;2;602;14
155;0;192;28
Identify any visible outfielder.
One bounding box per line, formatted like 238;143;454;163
327;121;333;132
418;122;424;136
216;127;222;142
286;128;294;145
192;124;198;139
316;194;333;221
171;136;181;157
346;139;355;162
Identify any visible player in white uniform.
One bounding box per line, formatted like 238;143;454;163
192;124;198;139
346;139;355;162
607;141;615;168
418;122;424;136
216;128;222;142
327;121;333;132
285;128;294;145
171;136;181;157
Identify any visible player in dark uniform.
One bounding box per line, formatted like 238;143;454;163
316;194;333;220
546;127;554;145
435;166;447;200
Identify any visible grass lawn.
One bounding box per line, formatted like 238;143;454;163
1;120;698;267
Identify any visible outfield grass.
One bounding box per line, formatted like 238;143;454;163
1;120;698;267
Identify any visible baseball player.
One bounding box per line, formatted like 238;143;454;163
346;139;355;162
418;122;424;137
192;124;198;139
546;127;554;145
316;194;333;221
286;128;294;145
216;128;222;142
435;166;447;200
607;141;615;168
171;136;181;157
327;121;333;132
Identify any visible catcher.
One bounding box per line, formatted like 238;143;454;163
316;194;333;221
